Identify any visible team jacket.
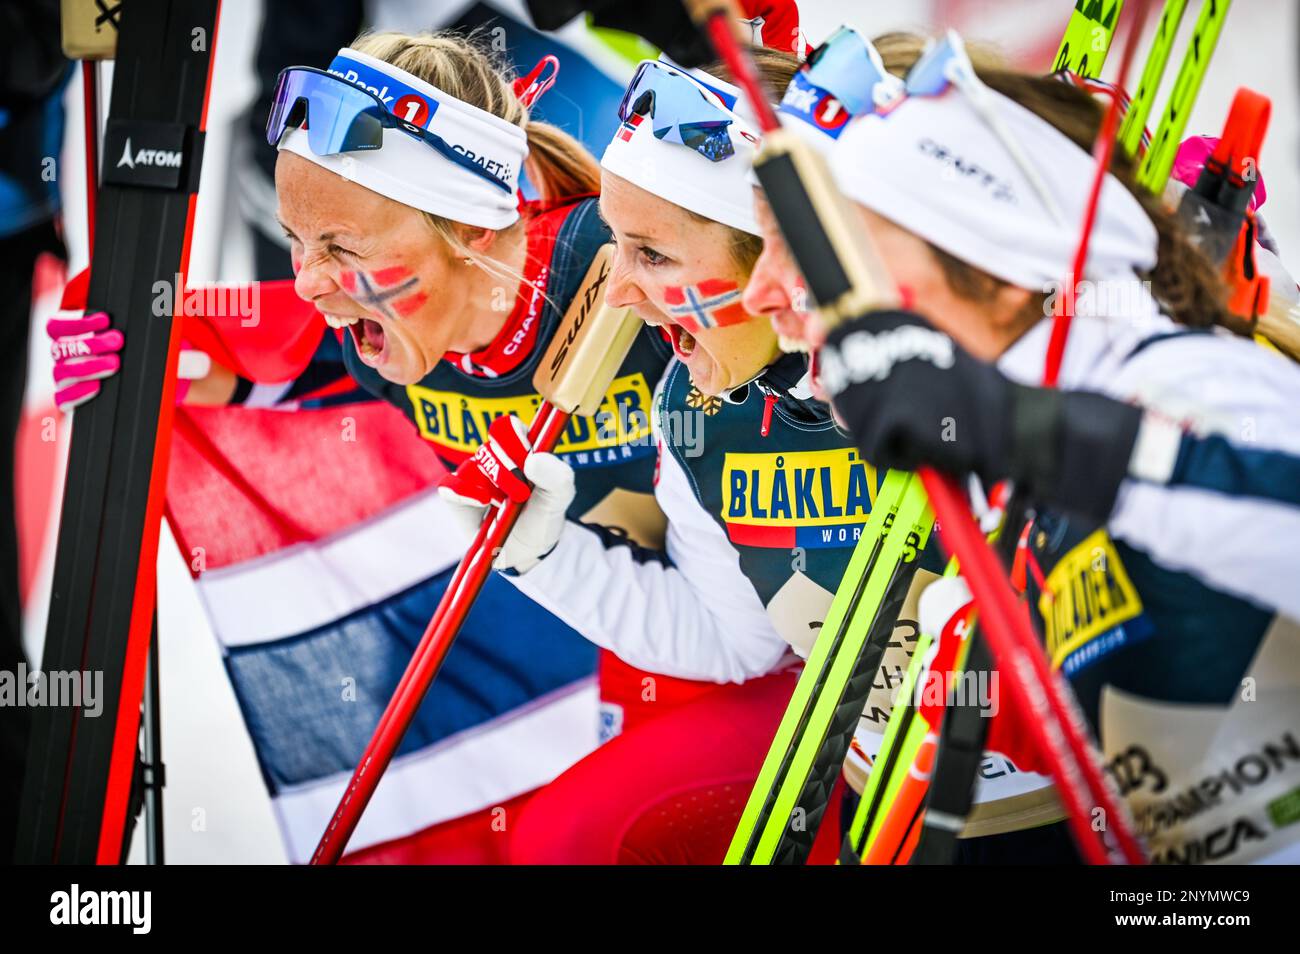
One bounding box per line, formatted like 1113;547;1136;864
510;351;893;683
341;197;672;539
999;311;1300;865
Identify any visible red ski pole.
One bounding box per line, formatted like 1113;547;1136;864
1043;0;1155;388
686;0;1146;863
82;60;99;246
312;246;640;864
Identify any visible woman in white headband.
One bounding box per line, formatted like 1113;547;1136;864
746;28;1078;862
229;30;687;850
451;41;937;865
793;38;1300;864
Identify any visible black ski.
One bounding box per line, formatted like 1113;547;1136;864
16;0;219;864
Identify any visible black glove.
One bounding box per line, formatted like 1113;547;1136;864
820;310;1143;522
524;0;716;67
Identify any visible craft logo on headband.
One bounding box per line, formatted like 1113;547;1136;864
327;52;516;189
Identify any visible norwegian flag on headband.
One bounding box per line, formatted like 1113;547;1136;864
616;112;644;142
663;279;748;333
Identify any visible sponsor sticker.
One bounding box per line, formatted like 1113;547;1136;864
720;447;876;548
1039;528;1151;674
102;119;190;190
407;372;653;466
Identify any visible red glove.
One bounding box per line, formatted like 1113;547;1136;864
440;414;535;506
437;414;576;573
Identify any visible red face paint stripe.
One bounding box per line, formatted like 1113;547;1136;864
391;291;429;318
697;278;740;297
339;270;358;293
370;265;413;285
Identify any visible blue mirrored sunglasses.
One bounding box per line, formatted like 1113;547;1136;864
267;66;512;193
617;61;738;162
802;26;903;118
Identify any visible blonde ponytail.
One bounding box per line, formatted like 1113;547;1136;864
349;29;599;287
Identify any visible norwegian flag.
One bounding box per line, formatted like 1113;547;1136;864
616;112;644;142
663;279;748;333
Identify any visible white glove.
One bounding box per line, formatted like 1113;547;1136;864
438;451;576;574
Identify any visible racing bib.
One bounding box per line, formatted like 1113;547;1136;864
407;371;654;467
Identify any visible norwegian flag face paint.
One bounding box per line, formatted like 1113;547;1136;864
340;266;429;320
662;279;748;333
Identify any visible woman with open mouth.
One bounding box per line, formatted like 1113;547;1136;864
438;32;944;864
268;31;673;537
52;28;689;859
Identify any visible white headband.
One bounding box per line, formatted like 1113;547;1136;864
600;59;763;236
277;48;529;230
828;84;1158;289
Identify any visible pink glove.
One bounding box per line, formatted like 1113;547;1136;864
1173;135;1267;211
47;269;122;412
47;268;212;412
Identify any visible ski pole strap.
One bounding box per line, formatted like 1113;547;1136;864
1174;88;1270;266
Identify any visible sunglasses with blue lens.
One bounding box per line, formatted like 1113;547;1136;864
617;60;741;163
267;66;512;193
801;26;903;118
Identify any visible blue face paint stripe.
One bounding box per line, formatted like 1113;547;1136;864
354;271;420;320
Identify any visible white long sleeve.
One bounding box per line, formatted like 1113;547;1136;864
507;441;789;684
1106;331;1300;619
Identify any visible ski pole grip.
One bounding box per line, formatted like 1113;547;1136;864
683;0;901;329
533;243;642;416
1258;295;1300;361
754;129;900;325
62;0;122;59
